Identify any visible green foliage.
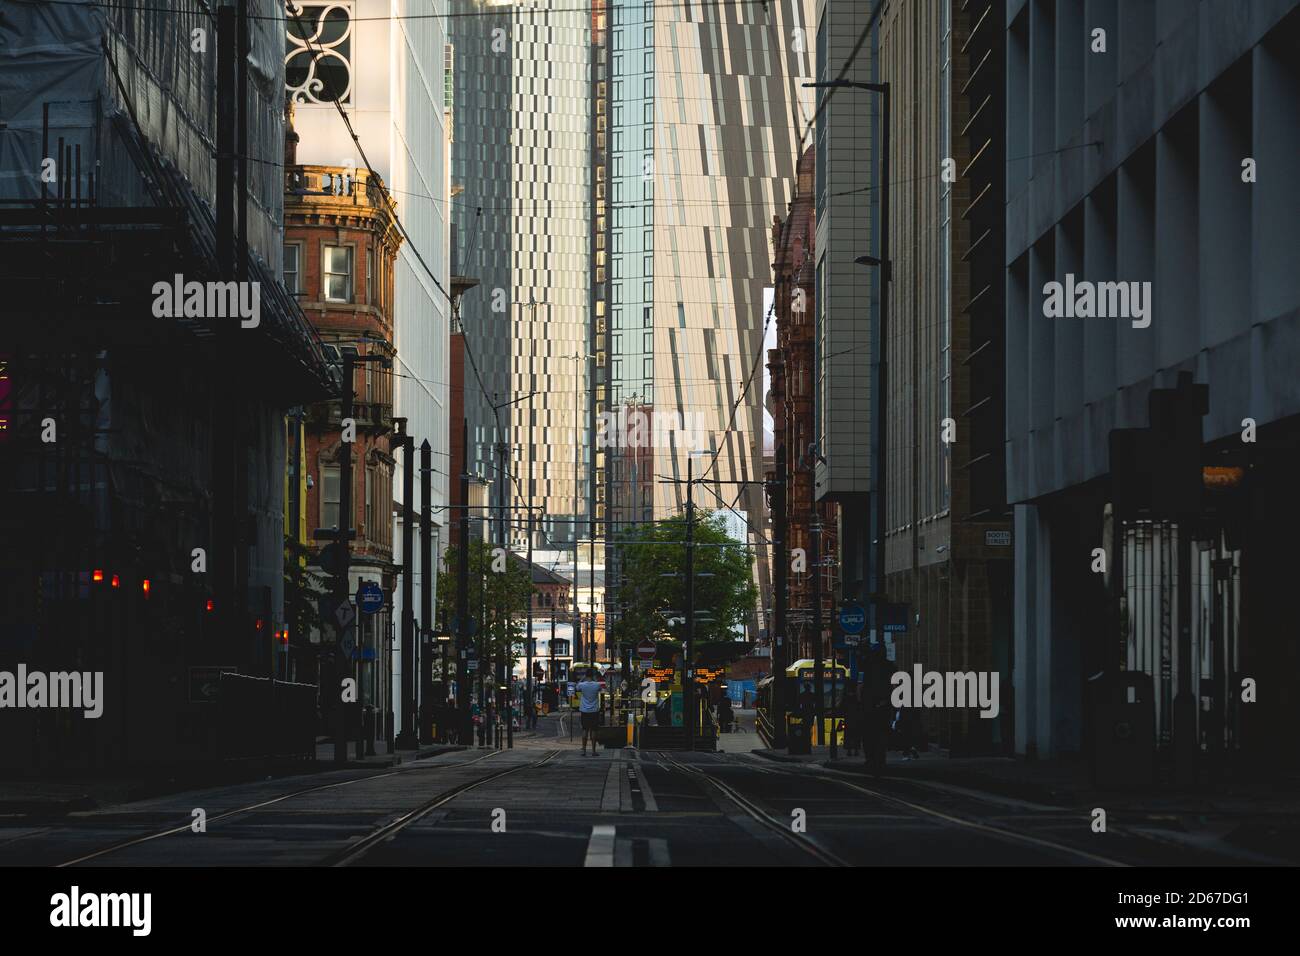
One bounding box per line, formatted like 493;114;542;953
437;540;536;671
610;511;756;655
284;536;325;642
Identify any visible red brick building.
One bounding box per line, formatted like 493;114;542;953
767;147;840;662
284;109;402;715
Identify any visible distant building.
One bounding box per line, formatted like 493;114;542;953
768;147;841;664
284;104;403;728
603;0;816;639
288;0;453;738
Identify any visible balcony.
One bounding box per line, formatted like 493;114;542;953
285;164;393;215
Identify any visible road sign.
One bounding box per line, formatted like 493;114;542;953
882;602;910;634
334;599;357;630
356;581;384;615
338;624;356;656
839;603;866;634
188;665;237;704
985;530;1011;546
636;639;656;661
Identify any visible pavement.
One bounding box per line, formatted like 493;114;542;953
0;736;462;816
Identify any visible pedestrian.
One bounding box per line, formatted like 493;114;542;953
716;694;734;734
576;669;603;756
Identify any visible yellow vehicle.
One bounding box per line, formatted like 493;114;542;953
756;659;850;746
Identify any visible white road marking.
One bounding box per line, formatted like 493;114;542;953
583;824;616;867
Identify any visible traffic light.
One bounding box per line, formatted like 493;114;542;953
1110;372;1208;520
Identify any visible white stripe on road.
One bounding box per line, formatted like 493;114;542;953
601;763;621;812
635;765;659;812
647;837;670;867
583;824;616;867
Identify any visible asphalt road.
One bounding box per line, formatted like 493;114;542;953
0;723;1258;867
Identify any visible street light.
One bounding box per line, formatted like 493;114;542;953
804;77;892;677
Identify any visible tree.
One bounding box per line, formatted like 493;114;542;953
436;540;535;680
610;511;757;660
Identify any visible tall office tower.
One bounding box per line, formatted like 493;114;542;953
451;0;592;550
290;0;452;735
812;0;876;609
604;0;815;636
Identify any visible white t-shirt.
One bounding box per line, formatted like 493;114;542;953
577;680;602;714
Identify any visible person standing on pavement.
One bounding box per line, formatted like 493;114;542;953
576;670;603;755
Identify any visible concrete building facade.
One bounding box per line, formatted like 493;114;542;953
876;0;1013;754
1005;0;1300;773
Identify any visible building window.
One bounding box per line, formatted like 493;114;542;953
321;464;341;529
324;245;353;303
366;246;375;305
365;465;375;540
283;243;300;295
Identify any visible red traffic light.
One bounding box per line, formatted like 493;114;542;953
142;578;151;597
110;574;121;589
205;598;215;613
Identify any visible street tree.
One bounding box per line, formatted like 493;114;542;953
610;511;756;663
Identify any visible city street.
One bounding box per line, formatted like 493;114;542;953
1;713;1281;869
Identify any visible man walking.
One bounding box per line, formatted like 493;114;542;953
576;669;602;755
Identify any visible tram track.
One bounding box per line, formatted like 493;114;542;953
54;748;507;867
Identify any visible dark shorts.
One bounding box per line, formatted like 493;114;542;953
580;712;600;731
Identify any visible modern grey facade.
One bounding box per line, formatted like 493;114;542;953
450;0;592;548
813;0;878;606
1006;0;1300;771
604;0;815;635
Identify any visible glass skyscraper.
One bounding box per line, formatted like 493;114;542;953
451;0;593;547
604;0;815;632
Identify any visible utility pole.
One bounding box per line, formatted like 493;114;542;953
396;423;417;750
455;419;472;744
771;446;788;748
420;439;433;744
525;507;534;729
684;455;696;750
812;505;824;750
572;351;583;662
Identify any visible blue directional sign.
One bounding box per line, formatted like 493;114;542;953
839;603;866;634
356;581;384;615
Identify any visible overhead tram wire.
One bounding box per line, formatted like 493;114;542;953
284;6;509;461
32;0;777;23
